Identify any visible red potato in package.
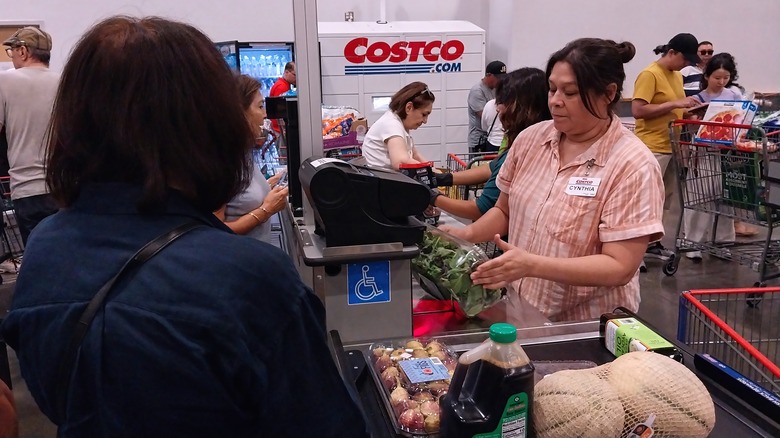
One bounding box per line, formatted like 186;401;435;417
367;338;458;436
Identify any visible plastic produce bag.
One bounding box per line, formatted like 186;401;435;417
411;226;504;317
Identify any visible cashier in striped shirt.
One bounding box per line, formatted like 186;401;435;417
443;38;665;322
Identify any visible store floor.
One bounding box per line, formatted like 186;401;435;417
2;224;779;436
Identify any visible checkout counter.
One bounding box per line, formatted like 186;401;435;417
277;156;779;437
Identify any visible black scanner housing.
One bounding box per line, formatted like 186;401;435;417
299;157;428;247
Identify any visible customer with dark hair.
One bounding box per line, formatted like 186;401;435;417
683;52;745;260
1;16;368;438
432;68;551;220
681;40;714;96
215;74;289;244
362;81;435;169
633;33;701;261
443;38;664;322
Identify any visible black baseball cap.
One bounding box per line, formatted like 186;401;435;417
668;33;700;64
485;60;506;76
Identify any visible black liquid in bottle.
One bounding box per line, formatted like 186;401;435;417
440;323;535;438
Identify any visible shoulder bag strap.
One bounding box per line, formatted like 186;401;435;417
487;112;499;133
55;220;203;419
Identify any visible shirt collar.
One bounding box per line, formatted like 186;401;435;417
70;183;228;230
542;116;623;168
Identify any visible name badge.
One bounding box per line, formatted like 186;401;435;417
565;176;601;197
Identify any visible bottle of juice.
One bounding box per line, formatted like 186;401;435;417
440;323;535;438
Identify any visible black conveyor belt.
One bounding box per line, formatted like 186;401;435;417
338;336;779;437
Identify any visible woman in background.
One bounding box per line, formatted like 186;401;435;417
215;74;289;244
362;81;435;170
432;68;551;220
444;38;664;322
1;16;367;438
632;33;701;260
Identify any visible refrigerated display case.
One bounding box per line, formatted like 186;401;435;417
215;40;295;99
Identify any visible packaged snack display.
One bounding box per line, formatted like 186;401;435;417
321;106;367;149
366;338;459;436
411;226;505;317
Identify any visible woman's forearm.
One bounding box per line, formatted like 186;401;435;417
434;196;483;221
451;165;492;186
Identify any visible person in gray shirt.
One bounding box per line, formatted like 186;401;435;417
0;27;60;244
467;60;506;152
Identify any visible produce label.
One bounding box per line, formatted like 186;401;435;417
473;392;528;438
398;358;450;384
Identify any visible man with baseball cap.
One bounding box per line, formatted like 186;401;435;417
467;60;506;152
0;27;60;244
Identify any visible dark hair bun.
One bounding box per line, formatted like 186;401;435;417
615;41;636;63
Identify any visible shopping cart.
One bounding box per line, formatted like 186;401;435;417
664;119;780;281
677;288;780;396
0;177;23;280
442;152;497;201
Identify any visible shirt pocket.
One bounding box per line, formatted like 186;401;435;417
545;195;601;247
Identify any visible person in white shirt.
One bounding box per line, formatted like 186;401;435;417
684;52;756;260
362;81;434;170
480;99;504;152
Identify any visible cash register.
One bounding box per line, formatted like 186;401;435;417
299;156;429;247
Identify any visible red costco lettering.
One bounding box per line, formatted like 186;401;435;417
343;38;464;64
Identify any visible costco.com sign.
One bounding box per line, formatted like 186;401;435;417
343;38;464;75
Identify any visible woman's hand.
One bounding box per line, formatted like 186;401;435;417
674;96;700;109
261;185;289;215
267;170;286;187
471;235;530;289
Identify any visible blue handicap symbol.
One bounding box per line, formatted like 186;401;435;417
347;261;391;305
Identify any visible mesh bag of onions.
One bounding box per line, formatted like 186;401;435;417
534;351;716;438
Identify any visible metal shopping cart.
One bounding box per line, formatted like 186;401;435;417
441;152;500;257
677;288;780;397
664;119;780;282
442;152;497;201
0;177;23;282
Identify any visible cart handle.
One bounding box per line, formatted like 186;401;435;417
680;290;780;379
447;153;469;168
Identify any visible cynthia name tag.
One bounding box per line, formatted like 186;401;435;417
565;176;601;197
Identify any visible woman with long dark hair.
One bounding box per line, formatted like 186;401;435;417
432;68;551;220
1;16;367;438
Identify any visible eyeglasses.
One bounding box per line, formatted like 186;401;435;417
410;87;434;101
4;45;23;57
699;50;714;55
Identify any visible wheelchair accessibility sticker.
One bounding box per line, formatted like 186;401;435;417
347;261;391;305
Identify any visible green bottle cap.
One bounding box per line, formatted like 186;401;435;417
489;323;517;343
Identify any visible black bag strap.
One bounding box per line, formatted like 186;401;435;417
55;220;203;419
487;112;499;133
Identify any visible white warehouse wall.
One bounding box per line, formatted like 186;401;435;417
1;0;777;94
497;0;780;96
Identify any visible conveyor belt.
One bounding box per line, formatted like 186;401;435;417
338;336;779;437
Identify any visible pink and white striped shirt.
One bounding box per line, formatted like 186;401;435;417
496;118;664;322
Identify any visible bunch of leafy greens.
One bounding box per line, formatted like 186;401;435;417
412;230;504;317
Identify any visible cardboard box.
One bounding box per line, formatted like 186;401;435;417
696;100;758;145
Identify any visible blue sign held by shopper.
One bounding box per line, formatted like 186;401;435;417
347;261;391;305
